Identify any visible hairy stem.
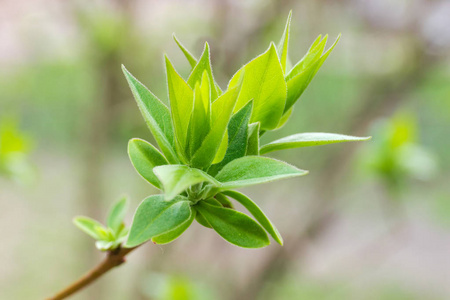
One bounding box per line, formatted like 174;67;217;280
46;246;138;300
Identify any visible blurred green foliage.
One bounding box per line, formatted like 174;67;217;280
363;113;437;196
0;117;34;183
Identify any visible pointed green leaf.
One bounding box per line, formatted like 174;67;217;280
260;132;371;155
208;101;253;176
122;66;178;163
173;34;198;68
216;156;308;189
284;35;340;113
154;165;219;201
151;209;196;244
277;10;292;73
187;43;221;101
128;138;169;189
107;196;129;233
246;122;260;156
190;83;242;169
187;79;211;158
73;217;105;240
223;190;283;245
196;201;269;248
228;44;286;131
126;195;192;247
165;56;194;160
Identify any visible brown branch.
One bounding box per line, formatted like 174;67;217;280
46;246;138;300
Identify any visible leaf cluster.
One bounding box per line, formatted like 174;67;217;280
115;12;369;249
74;197;129;251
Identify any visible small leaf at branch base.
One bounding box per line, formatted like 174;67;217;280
126;195;192;247
260;132;371;155
196;201;270;248
73;217;105;240
107;196;129;233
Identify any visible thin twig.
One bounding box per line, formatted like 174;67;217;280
46;246;138;300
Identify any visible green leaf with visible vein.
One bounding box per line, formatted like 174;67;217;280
187;78;210;158
190;82;242;169
151;209;196;244
128;138;168;189
260;132;371;154
277;10;292;73
154;165;219;201
165;56;194;160
196;201;270;248
173;34;197;68
73;217;105;240
228;44;287;130
107;196;128;233
208;101;253;176
126;195;191;247
223;190;283;245
122;66;178;163
215;156;308;189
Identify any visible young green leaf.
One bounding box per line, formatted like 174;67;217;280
187;79;211;158
260;132;371;155
107;196;129;233
126;195;192;247
73;217;105;240
173;34;198;68
196;201;269;248
187;42;221;101
153;165;219;201
223;190;283;245
208;101;253;176
165;55;194;160
215;156;308;189
190;82;242;169
277;10;292;73
95;240;115;251
284;35;340;113
228;43;286;131
151;209;196;244
128;138;169;189
246;122;260;156
122;66;178;164
286;35;328;81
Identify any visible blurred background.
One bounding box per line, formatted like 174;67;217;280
1;0;449;299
